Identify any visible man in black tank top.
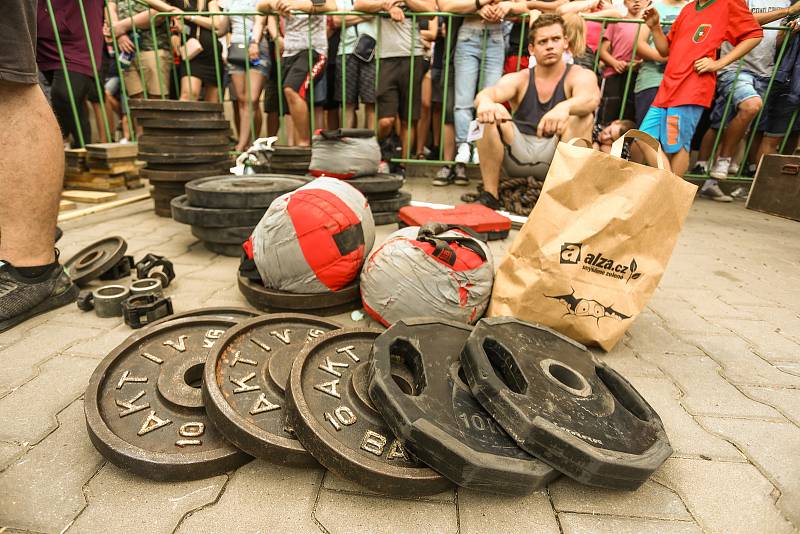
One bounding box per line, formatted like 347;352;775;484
471;13;600;209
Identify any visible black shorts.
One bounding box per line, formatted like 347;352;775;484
377;56;424;121
263;40;281;113
281;50;327;102
430;66;454;124
1;0;37;84
335;54;376;105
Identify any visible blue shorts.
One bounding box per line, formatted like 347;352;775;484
709;69;768;128
640;105;705;154
758;82;800;137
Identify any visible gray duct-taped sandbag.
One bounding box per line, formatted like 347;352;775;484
249;177;375;293
309;128;381;178
360;224;494;325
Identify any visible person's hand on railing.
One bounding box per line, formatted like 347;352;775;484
275;0;294;16
389;5;406;21
527;8;541;23
478;3;502;22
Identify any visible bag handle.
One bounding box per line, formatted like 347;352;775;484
565;138;592;148
610;129;666;170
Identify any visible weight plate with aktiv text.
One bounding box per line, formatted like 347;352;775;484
64;236;127;286
185;174;308;209
171;195;266;228
237;275;360;314
286;328;452;496
203;314;341;465
369;318;559;495
84;317;252;480
460;317;672;490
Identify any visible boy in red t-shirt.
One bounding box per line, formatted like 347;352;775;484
639;0;762;176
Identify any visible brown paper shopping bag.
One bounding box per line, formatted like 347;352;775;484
488;130;698;351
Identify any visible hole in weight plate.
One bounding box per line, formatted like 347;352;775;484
548;363;583;390
388;339;427;396
184;363;204;389
483;338;528;395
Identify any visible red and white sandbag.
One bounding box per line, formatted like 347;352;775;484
360;224;494;326
249;177;375;293
309;128;381;178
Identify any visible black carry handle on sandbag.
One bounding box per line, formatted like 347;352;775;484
417;223;487;267
319;128;376;140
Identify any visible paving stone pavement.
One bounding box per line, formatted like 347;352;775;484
0;180;798;534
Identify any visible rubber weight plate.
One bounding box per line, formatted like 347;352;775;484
145;161;232;172
286;328;452;496
185;174;309;209
203;314;341;465
237;274;360;314
460;317;672;490
138;142;231;155
171;195;266;228
140;127;233;138
148;307;260;328
369;319;559;495
271;146;311;158
371;211;399;226
130;110;226;122
368;191;411;213
138;118;231;130
139;152;231;165
127;99;223;112
203;241;243;257
64;236;127;286
191;225;253;244
84;317;252;480
343;173;404;195
138;134;232;147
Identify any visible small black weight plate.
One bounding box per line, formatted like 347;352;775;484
148;307;260;328
237;274;360;313
139;134;232;147
139;143;231;155
203;241;243;257
140;127;233;138
271;146;311;157
64;236;127;286
191;225;253;244
286;328;452;496
131;110;226;122
269;163;310;174
371;211;399;226
170;195;266;228
84;317;252;480
127;99;223;112
138;118;231;130
186;174;308;209
368;191;411;213
343;173;404;195
142;166;231;182
369;319;559;495
203;314;342;465
461;317;672;490
139;152;231;164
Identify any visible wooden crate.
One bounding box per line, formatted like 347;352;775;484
747;154;800;221
85;142;138;159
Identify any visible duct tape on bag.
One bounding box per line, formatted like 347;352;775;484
308;129;381;178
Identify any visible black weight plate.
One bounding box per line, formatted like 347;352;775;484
138;118;231;130
139;134;232;147
131;110;226;122
127;99;223;112
151;187;186;201
84;317;253;480
461;317;672;490
191;225;253;244
139;143;232;155
64;236;127;286
286;328;452;496
343;173;404;195
148;307;260;328
203;241;243;257
271;146;311;157
139;152;231;164
369;319;559;495
142;166;231;182
203;314;342;466
154;205;172;218
186;174;308;209
237;274;360;313
269;163;310;173
170;195;266;228
140;127;234;138
371;211;399;226
369;191;411;213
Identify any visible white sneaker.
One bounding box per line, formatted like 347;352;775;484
471;146;480;165
710;157;731;179
729;160;740;175
455;143;471;164
700;180;733;202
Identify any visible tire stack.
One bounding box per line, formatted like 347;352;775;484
130;99;234;217
170;174;310;256
340;174;411;226
252;145;312;176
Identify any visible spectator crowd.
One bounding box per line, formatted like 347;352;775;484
36;0;800;203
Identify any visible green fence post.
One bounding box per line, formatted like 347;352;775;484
212;14;223;103
45;0;85;147
593;21;607;74
404;14;418;160
374;14;381;133
307;18;316;138
150;13;167;98
341;15;348;128
124;0;150;99
105;1;135;142
79;0;112;142
706;61;743;175
617;21;641;121
439;13;452;161
515;16;526;72
180;15;194;100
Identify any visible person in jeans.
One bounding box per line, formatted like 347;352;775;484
439;0;529;185
1;0;79;332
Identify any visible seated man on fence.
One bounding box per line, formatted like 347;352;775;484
471;13;600;209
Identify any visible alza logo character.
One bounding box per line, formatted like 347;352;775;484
560;242;642;283
547;289;631;324
693;24;712;43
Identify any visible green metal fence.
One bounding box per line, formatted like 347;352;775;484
49;4;798;183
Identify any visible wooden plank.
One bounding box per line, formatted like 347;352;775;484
746;154;800;221
58;192;151;222
59;200;77;212
85;142;138;159
62;190;119;203
88;163;138;175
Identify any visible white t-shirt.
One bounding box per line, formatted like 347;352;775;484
721;0;790;77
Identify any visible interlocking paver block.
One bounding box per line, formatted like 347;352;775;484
698;417;800;525
0;400;104;533
710;318;800;364
68;464;226;534
0;440;23;471
624;312;704;356
175;460;323;534
457;489;559;534
653;458;795;534
322;473;455;502
558;513;701;534
595;344;664;379
742;387;800;426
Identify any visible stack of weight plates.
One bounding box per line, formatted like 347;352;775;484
338;174;410;226
171;174;309;256
252;145;312;176
130;99;234;217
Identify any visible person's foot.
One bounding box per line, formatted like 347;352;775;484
453;163;469;186
432;165;453;186
471;146;480;165
472;190;502;210
690;161;708;175
455;143;471;164
710;157;731;179
0;258;78;333
700;180;733;202
730;186;749;200
729;159;740;176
